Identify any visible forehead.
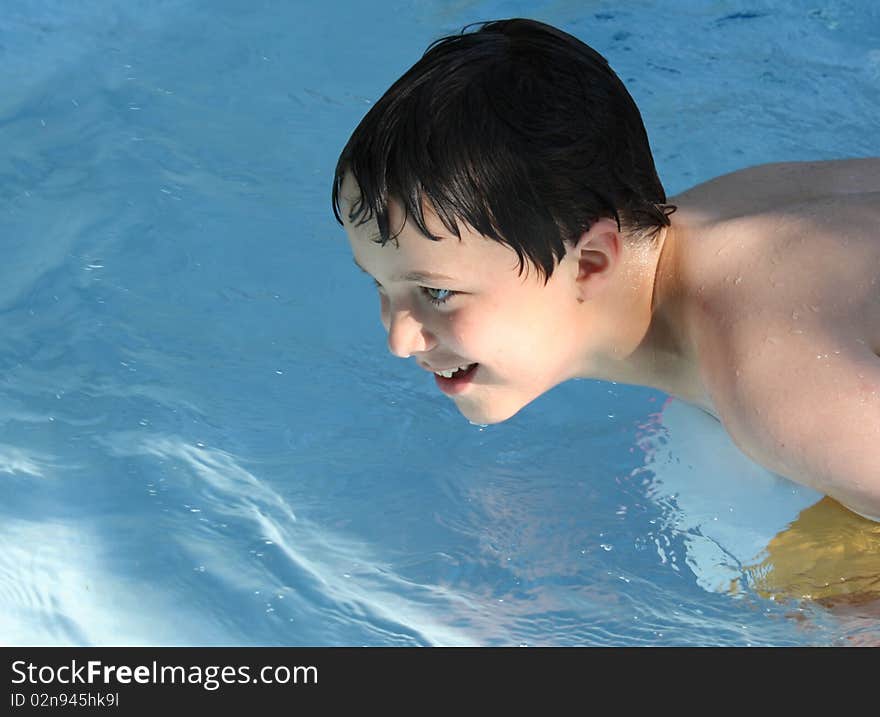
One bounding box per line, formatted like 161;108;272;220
339;171;449;241
340;172;523;279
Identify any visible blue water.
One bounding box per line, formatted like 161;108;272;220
2;0;879;646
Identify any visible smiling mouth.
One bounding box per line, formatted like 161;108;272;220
433;363;478;378
433;362;479;395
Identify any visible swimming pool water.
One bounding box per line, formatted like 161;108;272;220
1;0;879;646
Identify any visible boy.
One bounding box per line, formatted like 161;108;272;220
331;19;880;521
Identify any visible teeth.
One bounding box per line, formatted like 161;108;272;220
435;363;473;378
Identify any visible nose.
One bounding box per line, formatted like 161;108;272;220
381;296;435;358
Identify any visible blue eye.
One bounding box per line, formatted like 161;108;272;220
422;287;455;306
371;279;455;307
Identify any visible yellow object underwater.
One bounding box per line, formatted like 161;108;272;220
739;497;880;608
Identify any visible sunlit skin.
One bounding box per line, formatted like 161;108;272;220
340;159;880;521
340;172;691;427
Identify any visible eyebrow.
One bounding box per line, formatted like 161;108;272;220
352;257;457;284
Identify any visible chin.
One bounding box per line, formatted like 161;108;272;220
454;395;529;426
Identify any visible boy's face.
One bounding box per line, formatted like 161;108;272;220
341;175;590;425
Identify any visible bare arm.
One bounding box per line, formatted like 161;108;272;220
708;332;880;520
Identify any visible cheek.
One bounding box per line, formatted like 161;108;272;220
439;309;490;354
497;297;570;364
451;310;517;366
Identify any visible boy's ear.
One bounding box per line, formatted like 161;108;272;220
572;218;622;300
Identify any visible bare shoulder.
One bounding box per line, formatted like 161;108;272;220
679;176;880;367
680;184;880;513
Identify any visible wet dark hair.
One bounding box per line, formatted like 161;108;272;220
331;18;674;283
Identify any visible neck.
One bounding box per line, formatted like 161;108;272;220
574;217;701;400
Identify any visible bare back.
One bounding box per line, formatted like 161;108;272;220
673;157;880;226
